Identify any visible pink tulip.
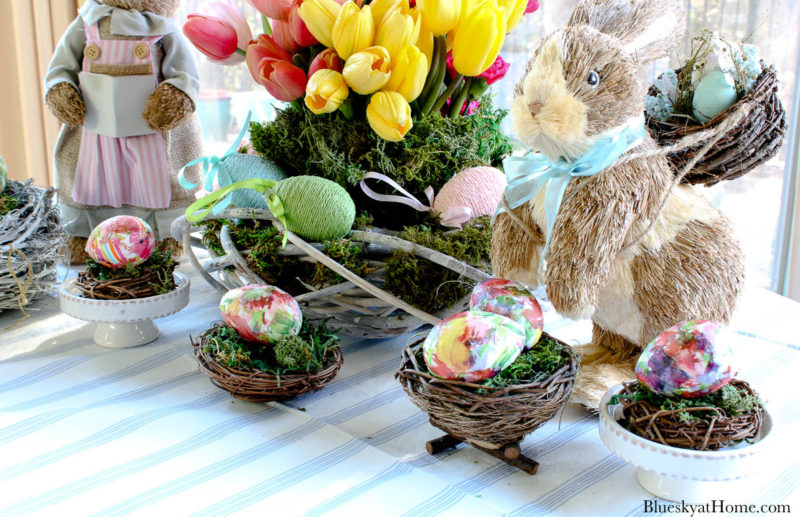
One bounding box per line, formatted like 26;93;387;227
250;0;295;20
525;0;539;13
198;0;252;64
247;35;307;101
289;3;320;47
308;48;343;76
183;14;240;62
272;18;301;54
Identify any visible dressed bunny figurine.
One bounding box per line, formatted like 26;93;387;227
491;0;745;408
44;0;202;261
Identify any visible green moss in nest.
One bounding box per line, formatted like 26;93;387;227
384;217;493;313
0;193;18;216
204;319;340;375
248;99;512;226
478;337;567;392
610;381;763;422
85;241;177;294
311;237;374;286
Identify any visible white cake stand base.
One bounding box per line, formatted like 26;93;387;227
60;272;190;349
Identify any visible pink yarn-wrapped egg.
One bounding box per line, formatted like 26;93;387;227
433;167;507;227
86;216;155;268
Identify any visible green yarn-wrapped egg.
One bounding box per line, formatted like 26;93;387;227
0;156;7;194
274;176;356;241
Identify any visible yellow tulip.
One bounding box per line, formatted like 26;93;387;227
375;4;421;58
498;0;527;31
416;25;434;68
369;0;401;26
332;2;374;60
305;69;349;114
452;3;507;76
342;46;392;94
367;91;412;141
417;0;461;35
297;0;341;48
383;45;427;101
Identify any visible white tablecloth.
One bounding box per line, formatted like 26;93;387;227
0;253;798;516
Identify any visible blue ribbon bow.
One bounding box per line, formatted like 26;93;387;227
499;115;646;276
179;112;253;216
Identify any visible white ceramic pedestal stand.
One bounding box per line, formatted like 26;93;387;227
599;384;775;503
59;272;191;348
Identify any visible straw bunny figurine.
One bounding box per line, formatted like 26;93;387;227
45;0;202;262
491;0;745;408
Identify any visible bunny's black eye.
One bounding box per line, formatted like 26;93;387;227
587;71;600;87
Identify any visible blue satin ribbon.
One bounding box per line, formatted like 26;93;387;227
179;112;253;216
498;115;646;276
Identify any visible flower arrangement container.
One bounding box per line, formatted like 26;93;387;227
646;63;786;186
396;334;579;475
0;179;67;313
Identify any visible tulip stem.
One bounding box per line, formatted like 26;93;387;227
449;77;472;118
431;74;463;114
291;99;304;112
262;15;272;36
235;48;246;57
420;36;447;116
418;36;443;114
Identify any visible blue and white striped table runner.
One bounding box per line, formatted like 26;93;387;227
0;253;798;516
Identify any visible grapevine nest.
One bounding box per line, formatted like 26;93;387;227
0;179;67;313
646;63;786;186
396;335;579;449
613;379;764;451
74;244;178;300
173;210;492;339
192;323;343;402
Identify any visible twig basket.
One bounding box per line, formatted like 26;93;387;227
75;263;179;300
396;334;579;449
173;209;491;339
613;379;764;451
646;63;787;186
0;180;67;313
192;325;343;402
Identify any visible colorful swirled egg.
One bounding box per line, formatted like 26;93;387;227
635;320;735;398
86;216;155;268
423;310;525;382
220;285;302;345
432;167;507;227
470;278;543;350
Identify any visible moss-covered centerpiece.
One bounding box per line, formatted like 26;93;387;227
75;216;178;300
178;0;542;337
193;285;343;401
397;279;579;475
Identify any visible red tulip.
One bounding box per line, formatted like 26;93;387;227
308;48;343;76
246;35;307;101
183;14;240;62
446;51;509;85
525;0;539;13
289;3;320;47
272;19;301;54
250;0;295;20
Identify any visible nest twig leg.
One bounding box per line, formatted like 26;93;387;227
424;432;539;475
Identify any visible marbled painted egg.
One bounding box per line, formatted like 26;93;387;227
635;320;735;398
692;71;738;123
423;310;525;382
220;285;302;345
432;167;507;227
85;216;155;268
470;278;543;350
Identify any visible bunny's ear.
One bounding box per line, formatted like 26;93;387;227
568;0;686;64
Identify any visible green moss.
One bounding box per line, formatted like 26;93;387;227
249;98;512;227
85;241;176;294
0;193;18;216
311;237;373;286
610;381;763;422
384;217;493;313
203;319;340;375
